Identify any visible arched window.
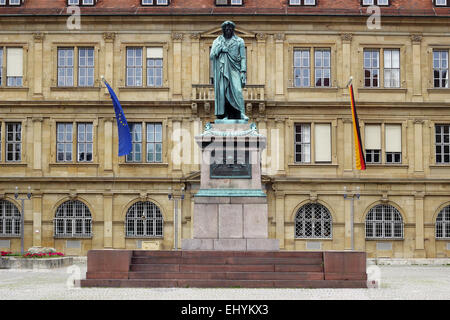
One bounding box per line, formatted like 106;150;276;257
295;203;332;239
0;200;21;237
365;204;403;239
436;205;450;239
125;201;163;238
54;200;92;238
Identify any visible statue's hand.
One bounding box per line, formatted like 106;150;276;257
240;72;246;87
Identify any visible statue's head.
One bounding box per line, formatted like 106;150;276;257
221;20;235;39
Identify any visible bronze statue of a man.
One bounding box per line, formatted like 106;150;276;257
210;21;248;121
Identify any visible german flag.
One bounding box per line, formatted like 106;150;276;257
348;77;366;170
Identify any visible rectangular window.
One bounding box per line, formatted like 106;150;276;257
68;0;79;5
142;0;152;4
362;0;374;4
82;0;94;5
6;123;21;162
127;123;142;162
384;49;400;88
433;50;448;88
377;0;389;5
146;123;162;163
304;0;315;5
290;0;315;5
216;0;242;5
77;123;93;162
141;0;169;4
364;49;379;88
0;0;6;4
436;125;450;164
6;48;23;87
58;48;74;87
9;0;20;5
295;124;311;163
126;48;143;87
293;49;310;87
435;0;447;6
385;124;402;164
314;123;331;162
57;123;73;162
147;47;163;87
78;47;94;87
365;124;381;163
315;49;331;87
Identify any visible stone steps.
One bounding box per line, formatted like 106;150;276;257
80;250;367;288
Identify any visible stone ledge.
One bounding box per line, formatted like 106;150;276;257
367;258;450;265
0;257;73;269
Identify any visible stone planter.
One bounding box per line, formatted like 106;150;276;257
0;256;73;269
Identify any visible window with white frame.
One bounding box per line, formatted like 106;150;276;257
82;0;94;5
146;123;162;163
125;201;163;238
127;123;142;162
295;203;332;239
364;49;379;88
0;0;5;5
435;124;450;164
126;47;143;87
146;47;163;87
77;123;93;162
384;49;400;88
435;0;448;7
433;50;448;88
365;124;381;163
6;48;23;87
216;0;242;5
293;49;310;87
365;204;403;239
5;0;21;5
57;123;73;162
362;0;389;5
141;0;169;5
68;0;79;5
6;122;21;162
314;49;331;87
315;123;331;162
58;48;74;87
54;200;92;238
78;47;94;87
290;0;316;5
436;205;450;239
385;124;402;163
295;124;311;163
0;200;21;237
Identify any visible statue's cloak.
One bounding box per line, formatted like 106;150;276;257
210;34;246;118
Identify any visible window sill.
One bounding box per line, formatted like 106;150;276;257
294;238;333;241
427;88;450;93
288;163;338;167
125;236;164;239
0;87;29;91
0;235;20;238
49;162;99;167
0;162;27;166
365;164;409;168
119;162;169;167
287;86;339;92
366;238;404;241
118;86;169;91
430;164;450;168
50;86;102;91
358;87;407;93
54;235;93;239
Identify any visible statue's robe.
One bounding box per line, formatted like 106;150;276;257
210;34;246;119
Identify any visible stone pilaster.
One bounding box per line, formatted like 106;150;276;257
414;191;426;257
340;33;352;94
103;32;115;95
256;33;267;86
33;33;44;98
275;33;284;98
103;192;113;248
411;34;422;101
32;192;42;247
172;33;184;98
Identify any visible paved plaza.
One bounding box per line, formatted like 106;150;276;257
0;260;449;300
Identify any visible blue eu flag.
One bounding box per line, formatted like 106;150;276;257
104;79;132;156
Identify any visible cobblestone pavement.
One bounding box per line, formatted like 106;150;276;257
0;262;449;300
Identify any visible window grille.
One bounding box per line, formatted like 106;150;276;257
314;49;331;87
293;49;310;87
57;123;73;162
126;47;143;87
58;48;74;87
78;47;94;87
125;201;163;238
434;50;449;88
435;124;450;164
6;122;21;162
436;205;450;239
295;203;332;239
365;204;403;239
364;49;379;87
54;200;92;238
0;200;21;237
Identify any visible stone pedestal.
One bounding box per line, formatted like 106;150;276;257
182;122;279;251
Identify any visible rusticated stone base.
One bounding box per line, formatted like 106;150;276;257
182;238;279;251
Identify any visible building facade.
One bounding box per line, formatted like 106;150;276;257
0;0;450;258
